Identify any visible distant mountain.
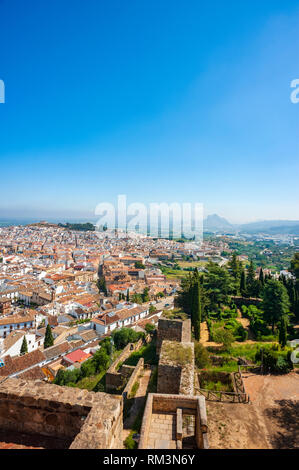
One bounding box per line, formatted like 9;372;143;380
203;214;234;232
203;215;299;235
237;220;299;234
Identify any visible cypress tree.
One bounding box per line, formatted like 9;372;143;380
191;282;201;341
191;281;208;341
126;289;130;302
44;324;54;349
20;336;28;355
278;315;288;348
259;268;264;286
229;252;241;294
246;260;259;297
240;269;246;296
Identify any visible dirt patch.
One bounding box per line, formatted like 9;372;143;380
206;371;299;449
206;401;270;449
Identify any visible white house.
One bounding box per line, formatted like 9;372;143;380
0;330;44;358
91;304;149;336
0;312;35;338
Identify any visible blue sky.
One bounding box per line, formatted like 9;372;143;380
0;0;298;223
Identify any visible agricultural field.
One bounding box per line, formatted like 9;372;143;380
177;260;208;269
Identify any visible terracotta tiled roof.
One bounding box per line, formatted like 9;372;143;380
0;349;46;377
68;339;85;349
47;315;58;326
3;331;25;351
18;366;46;380
0;312;35;326
64;349;91;364
79;330;99;342
42;341;71;360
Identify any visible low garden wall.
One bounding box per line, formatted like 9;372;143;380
231;296;262;307
198;370;235;391
196;367;249;403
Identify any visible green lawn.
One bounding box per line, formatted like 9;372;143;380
75;370;106;391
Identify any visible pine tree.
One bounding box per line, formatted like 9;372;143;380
203;262;234;310
262;279;290;332
142;287;150;302
20;336;28;355
44;324;54;349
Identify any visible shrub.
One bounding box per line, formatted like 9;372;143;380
255;346;293;374
275;356;292;373
145;323;156;334
80;359;97;378
95;382;105;392
260;334;277;342
214;328;234;351
99;337;113;355
241;305;248;315
112;327;143;350
129;381;139;398
124;434;137;449
234;324;248;342
54;368;81;386
194;342;211;369
93;348;110;372
124;341;158;366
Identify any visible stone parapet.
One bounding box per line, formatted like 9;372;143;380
0;378;123;448
139;393;208;449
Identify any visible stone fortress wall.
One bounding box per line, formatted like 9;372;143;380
156;317;191;355
0;378;123;449
156;317;194;396
105;338;143;392
139;316;208;449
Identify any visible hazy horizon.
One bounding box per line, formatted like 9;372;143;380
0;207;299;226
